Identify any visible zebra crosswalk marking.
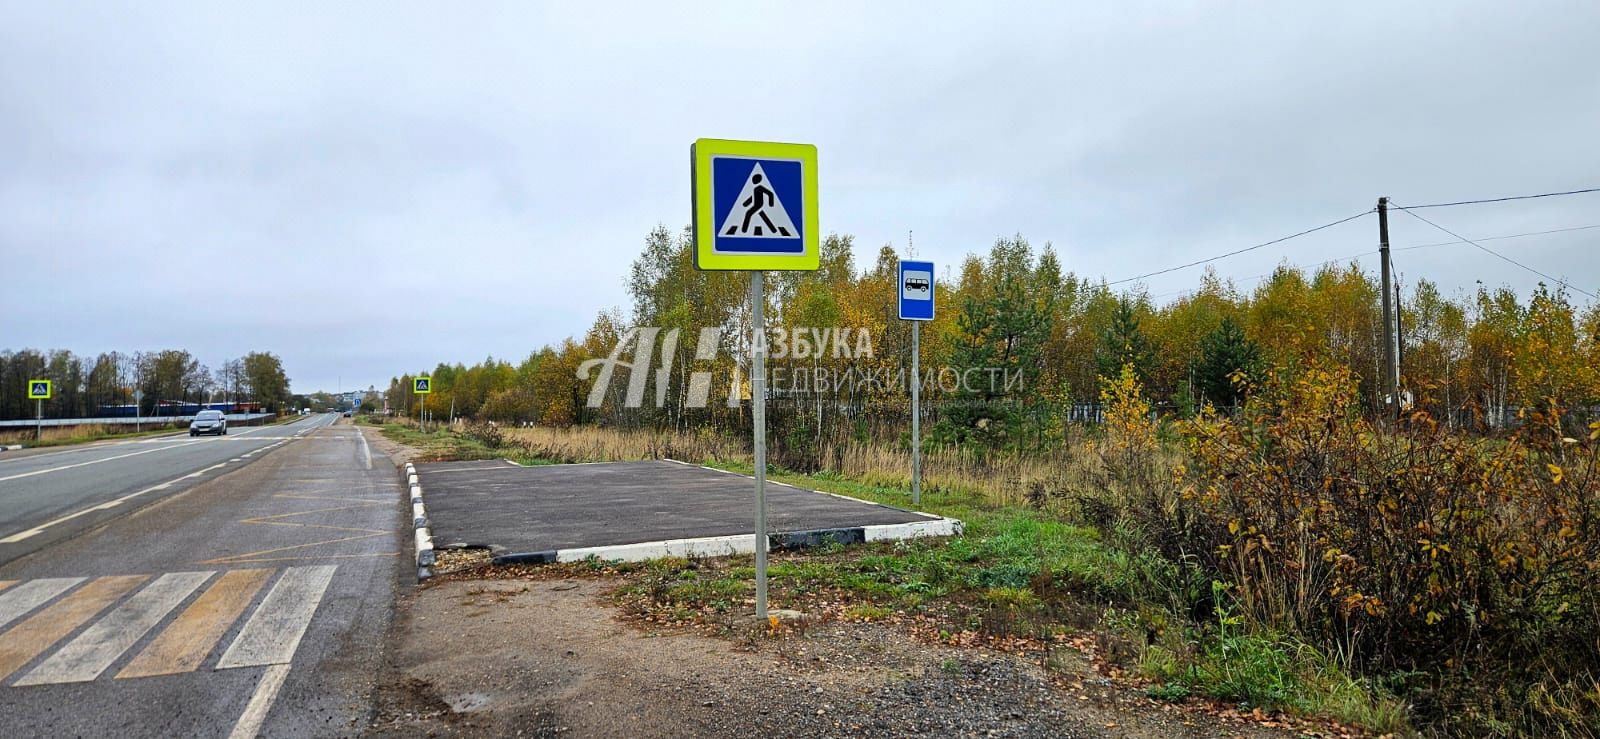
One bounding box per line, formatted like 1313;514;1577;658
118;568;272;679
0;578;85;632
216;565;335;668
15;571;212;685
0;566;337;687
0;575;147;682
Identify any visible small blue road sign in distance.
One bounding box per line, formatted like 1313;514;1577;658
898;260;935;321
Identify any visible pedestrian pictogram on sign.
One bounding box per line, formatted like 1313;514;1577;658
691;138;819;271
718;163;797;239
28;380;52;399
413;377;431;394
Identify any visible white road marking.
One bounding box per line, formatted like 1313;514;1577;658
228;663;291;739
418;464;519;475
0;442;207;483
357;429;371;470
0;419;307;471
0;422;327;542
14;571;213;685
216;565;335;668
0;577;85;631
0;433;188;464
2;457;256;543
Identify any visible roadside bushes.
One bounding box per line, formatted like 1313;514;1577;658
1173;361;1600;734
461;420;505;449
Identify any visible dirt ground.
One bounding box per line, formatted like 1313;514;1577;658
365;575;1303;738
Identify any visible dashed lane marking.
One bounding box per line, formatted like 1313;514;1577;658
0;439;300;544
0;443;205;483
0;575;147;682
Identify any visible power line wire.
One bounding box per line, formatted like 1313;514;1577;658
1146;223;1600;301
1107;209;1373;286
1390;202;1597;301
1388;187;1600;210
1149;250;1378;301
1392;223;1600;252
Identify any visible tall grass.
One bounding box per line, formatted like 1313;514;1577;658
0;423;182;446
500;425;1101;507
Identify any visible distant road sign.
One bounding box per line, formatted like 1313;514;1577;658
692;138;819;271
898;260;935;321
413;377;431;394
28;380;52;400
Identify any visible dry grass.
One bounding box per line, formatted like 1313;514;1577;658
0;423;182;447
499;425;1109;508
502;425;747;465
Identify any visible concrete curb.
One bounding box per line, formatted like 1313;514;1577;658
488;458;963;566
404;462;436;580
0;444;23;452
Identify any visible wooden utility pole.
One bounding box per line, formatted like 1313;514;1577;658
1378;197;1399;416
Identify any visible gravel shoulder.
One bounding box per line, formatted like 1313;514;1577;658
367;575;1300;738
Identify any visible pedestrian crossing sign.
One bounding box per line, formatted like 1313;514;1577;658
28;379;51;399
413;377;431;394
692;138;819;271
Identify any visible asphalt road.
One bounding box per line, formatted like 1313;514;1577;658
0;415;337;564
0;414;405;737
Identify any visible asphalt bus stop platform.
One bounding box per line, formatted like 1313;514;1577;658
414;459;962;564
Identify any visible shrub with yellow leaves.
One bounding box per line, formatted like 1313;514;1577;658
1173;361;1600;734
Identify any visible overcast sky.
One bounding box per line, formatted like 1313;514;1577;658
3;2;1597;393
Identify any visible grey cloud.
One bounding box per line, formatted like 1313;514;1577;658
3;1;1597;391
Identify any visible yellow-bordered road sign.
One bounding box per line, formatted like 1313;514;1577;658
413;377;432;394
28;380;51;400
692;138;819;271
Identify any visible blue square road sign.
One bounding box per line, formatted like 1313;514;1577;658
691;139;819;271
898;260;935;321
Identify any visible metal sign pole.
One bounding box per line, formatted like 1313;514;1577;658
421;394;427;433
751;270;768;620
912;321;921;506
36;398;42;442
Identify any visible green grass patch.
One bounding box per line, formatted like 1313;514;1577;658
367;419;555;465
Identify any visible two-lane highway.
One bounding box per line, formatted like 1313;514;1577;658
0;415;336;565
0;414;405;737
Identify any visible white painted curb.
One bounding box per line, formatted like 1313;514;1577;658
404;463;435;578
